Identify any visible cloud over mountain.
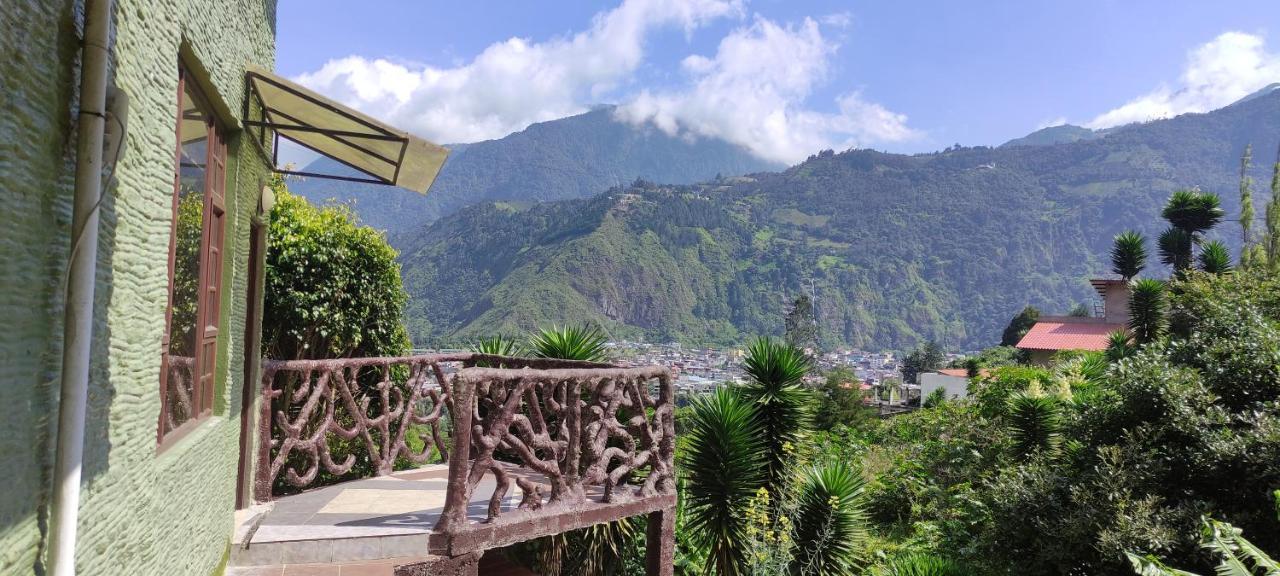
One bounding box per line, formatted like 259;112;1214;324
1087;31;1280;129
293;0;917;164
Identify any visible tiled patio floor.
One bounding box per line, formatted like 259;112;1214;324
233;464;526;567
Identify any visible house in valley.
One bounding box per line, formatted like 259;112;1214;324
1015;279;1130;365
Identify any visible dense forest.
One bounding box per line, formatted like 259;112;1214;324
395;91;1280;350
288;105;781;238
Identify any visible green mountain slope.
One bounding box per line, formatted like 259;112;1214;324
287;105;781;239
398;91;1280;350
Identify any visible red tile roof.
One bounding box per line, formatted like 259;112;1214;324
1016;320;1126;351
933;368;993;378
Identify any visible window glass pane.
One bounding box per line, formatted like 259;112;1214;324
165;79;209;431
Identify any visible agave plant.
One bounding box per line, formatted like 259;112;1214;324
789;462;868;576
1158;227;1194;272
528;324;609;362
470;335;521;367
1126;518;1278;576
1197;239;1232;273
877;554;968;576
1128;278;1168;345
1111;230;1148;280
1162;189;1224;236
1007;391;1062;458
740;337;815;492
681;387;767;576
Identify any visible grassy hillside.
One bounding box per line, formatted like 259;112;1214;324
396;91;1280;351
288;105;781;239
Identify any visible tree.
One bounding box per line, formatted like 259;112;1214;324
1239;144;1256;267
1197;240;1232;273
262;184;410;360
681;388;766;576
1068;303;1092;317
814;367;874;430
785;293;819;351
1111;230;1148;280
1001;306;1041;347
740;338;815;493
1128;278;1168;344
1267;143;1280;270
902;341;945;385
789;462;869;575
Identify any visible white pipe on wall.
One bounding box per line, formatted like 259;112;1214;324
49;0;113;573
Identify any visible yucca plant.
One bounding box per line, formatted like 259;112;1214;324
740;337;815;493
1007;391;1062;459
681;387;767;576
528;324;609;362
1111;230;1148;280
1162;189;1224;236
789;462;868;576
1105;329;1134;362
565;517;639;576
877;554;968;576
1128;278;1168;345
1197;239;1232;273
1159;227;1194;272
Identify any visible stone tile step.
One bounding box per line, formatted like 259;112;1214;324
225;553;534;576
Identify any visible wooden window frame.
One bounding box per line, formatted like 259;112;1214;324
158;65;228;447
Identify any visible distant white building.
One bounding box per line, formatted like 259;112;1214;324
919;368;983;401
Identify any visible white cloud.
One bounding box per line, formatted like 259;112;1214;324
294;0;744;144
1087;32;1280;129
615;16;919;164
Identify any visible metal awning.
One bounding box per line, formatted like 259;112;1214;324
244;66;448;194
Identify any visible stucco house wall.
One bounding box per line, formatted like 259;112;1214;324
1;0;275;574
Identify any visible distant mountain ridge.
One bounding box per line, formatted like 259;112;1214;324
1001;124;1103;148
288;106;782;239
395;90;1280;351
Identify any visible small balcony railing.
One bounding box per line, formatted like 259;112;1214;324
254;353;676;557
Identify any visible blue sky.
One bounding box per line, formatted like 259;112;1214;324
277;0;1280;164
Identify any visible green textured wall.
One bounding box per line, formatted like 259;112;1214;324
0;0;276;574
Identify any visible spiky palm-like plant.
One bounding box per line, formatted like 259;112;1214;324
528;324;609;362
878;554;968;576
681;387;766;576
1105;330;1134;362
1128;278;1168;344
1111;230;1148;280
1007;392;1062;459
1197;239;1232;273
1158;227;1194;272
789;462;868;576
740;337;815;492
1162;189;1224;236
